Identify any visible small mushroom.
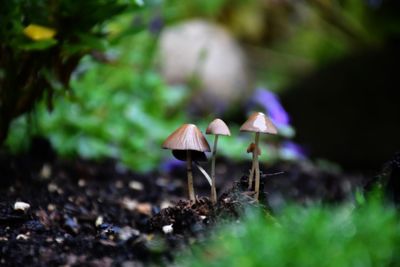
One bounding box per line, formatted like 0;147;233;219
206;118;231;204
240;112;277;200
246;142;261;190
162;124;210;201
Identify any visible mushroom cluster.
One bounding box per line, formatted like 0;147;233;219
240;112;277;200
162;112;277;203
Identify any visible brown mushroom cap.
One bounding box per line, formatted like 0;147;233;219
240;112;278;134
206;118;231;136
162;124;211;152
246;143;261;156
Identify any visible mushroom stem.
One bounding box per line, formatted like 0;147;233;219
186;150;195;202
254;132;261;200
210;135;219;204
248;152;255;190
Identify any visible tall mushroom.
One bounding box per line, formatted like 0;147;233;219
162;124;211;202
246;142;261;190
240;112;277;200
206;118;231;204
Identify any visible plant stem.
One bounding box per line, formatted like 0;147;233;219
187;150;195;202
248;152;255;190
254;132;261;200
210;135;219;204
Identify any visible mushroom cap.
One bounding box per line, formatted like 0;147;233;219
240;112;278;134
172;150;208;162
206;118;231;136
246;143;261;156
162;124;211;152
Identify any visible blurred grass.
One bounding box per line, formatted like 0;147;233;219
178;193;400;267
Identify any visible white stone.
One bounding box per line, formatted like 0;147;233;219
160;201;173;210
95;216;104;227
40;164;52;179
162;224;173;234
47;183;59;193
128;181;144;191
14;201;30;212
78;179;86;187
119;226;140;241
16;234;29;240
122;198;138;211
159;19;250;113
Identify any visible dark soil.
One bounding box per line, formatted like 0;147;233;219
0;139;366;266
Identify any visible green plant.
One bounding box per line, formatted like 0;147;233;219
0;0;138;144
178;195;400;267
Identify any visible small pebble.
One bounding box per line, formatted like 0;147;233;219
0;237;8;242
129;181;144;191
14;201;30;212
64;217;80;234
16;234;29;240
121;198;138;211
118;226;140;241
39;164;52;179
47;183;59;193
95;216;104;227
55;237;64;244
160;201;173;210
78;179;86;187
136;203;152;216
47;204;56;211
162;224;173;234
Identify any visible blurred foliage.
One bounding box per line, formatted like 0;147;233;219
5;27;188;172
178;194;400;266
4;1;284;172
4;0;400;172
217;0;400;89
0;0;138;143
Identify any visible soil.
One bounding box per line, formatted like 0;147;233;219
0;138;367;266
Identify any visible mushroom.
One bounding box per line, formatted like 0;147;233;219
206;118;231;204
162;124;211;201
246;142;261;190
240;112;277;200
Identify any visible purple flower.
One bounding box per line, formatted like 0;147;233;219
160;158;185;173
149;14;164;34
250;88;290;128
280;141;307;160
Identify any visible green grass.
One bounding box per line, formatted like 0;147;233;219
178;195;400;267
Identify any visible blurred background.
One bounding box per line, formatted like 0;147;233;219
2;0;400;175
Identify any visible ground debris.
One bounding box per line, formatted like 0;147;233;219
0;141;362;266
